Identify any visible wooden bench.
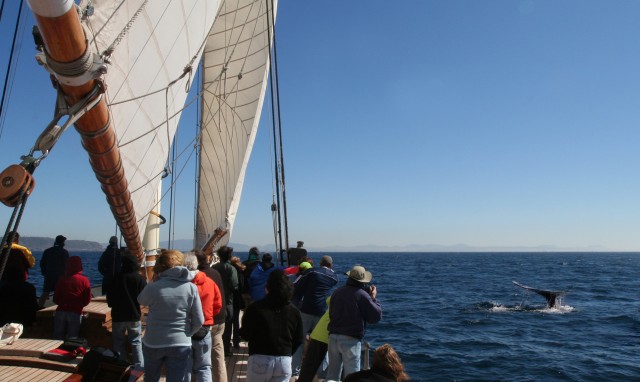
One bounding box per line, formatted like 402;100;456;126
0;338;63;357
0;355;79;373
32;298;113;348
0;364;77;382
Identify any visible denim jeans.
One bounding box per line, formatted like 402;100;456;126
210;323;227;382
291;312;321;376
112;321;143;369
187;330;212;382
143;344;191;382
326;334;361;382
53;311;82;340
246;354;292;382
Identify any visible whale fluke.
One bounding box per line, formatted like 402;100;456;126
512;281;567;308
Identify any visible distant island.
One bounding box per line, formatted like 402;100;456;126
20;237;104;251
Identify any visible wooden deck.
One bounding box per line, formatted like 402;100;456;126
226;342;249;382
0;338;82;381
28;296;113;348
0;365;76;381
25;296;259;381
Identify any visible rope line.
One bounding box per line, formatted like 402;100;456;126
0;0;25;142
102;0;149;59
129;133;199;195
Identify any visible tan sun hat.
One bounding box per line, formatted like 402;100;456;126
345;265;372;283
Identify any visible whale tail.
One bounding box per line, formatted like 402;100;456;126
512;281;567;308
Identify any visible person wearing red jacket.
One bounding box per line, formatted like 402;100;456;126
53;256;91;340
185;252;222;382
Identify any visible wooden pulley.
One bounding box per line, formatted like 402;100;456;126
0;165;35;207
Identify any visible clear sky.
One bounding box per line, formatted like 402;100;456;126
1;1;639;251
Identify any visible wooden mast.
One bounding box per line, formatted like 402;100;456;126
27;0;143;261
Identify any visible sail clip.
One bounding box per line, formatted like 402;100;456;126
30;82;104;161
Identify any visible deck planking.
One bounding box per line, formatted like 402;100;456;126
0;338;63;357
0;365;73;381
226;341;248;382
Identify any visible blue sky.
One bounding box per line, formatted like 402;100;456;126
1;1;639;250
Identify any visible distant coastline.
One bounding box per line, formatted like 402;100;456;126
20;237;103;251
20;237;631;253
163;240;626;253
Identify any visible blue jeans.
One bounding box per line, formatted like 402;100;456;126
291;312;321;375
326;334;361;382
53;311;82;340
246;354;292;382
112;321;143;369
187;330;212;382
143;344;191;382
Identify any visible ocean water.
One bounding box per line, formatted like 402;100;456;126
28;251;640;381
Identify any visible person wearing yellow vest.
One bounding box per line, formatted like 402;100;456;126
1;232;35;282
298;297;331;382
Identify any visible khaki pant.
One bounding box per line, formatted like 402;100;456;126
211;323;227;382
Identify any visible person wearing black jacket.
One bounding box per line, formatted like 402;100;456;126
38;235;69;307
99;236;122;295
240;269;303;382
106;254;146;369
196;250;228;382
0;269;38;327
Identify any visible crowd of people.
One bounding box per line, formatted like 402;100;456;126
0;234;410;382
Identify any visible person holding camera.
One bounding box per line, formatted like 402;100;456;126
326;265;382;381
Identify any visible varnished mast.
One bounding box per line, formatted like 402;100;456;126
27;0;143;261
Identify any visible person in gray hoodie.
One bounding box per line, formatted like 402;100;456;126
138;250;204;382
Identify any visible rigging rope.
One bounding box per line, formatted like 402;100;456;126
101;0;149;59
268;0;290;253
193;64;202;246
136;141;197;224
264;0;286;260
0;0;24;142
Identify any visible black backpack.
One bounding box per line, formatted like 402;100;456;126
77;346;131;382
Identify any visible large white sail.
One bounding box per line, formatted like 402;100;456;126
195;0;275;250
21;0;275;251
83;0;220;242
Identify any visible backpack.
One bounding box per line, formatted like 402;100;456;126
77;346;131;382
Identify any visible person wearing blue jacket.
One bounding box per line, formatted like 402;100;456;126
138;250;204;382
248;253;278;302
326;265;382;381
291;255;338;376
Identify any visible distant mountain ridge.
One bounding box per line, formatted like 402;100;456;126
162;240;617;253
20;237;103;251
17;237;620;253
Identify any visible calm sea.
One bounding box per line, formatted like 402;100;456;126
28;251;640;381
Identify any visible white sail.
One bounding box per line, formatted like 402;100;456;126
195;0;276;250
72;0;275;247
